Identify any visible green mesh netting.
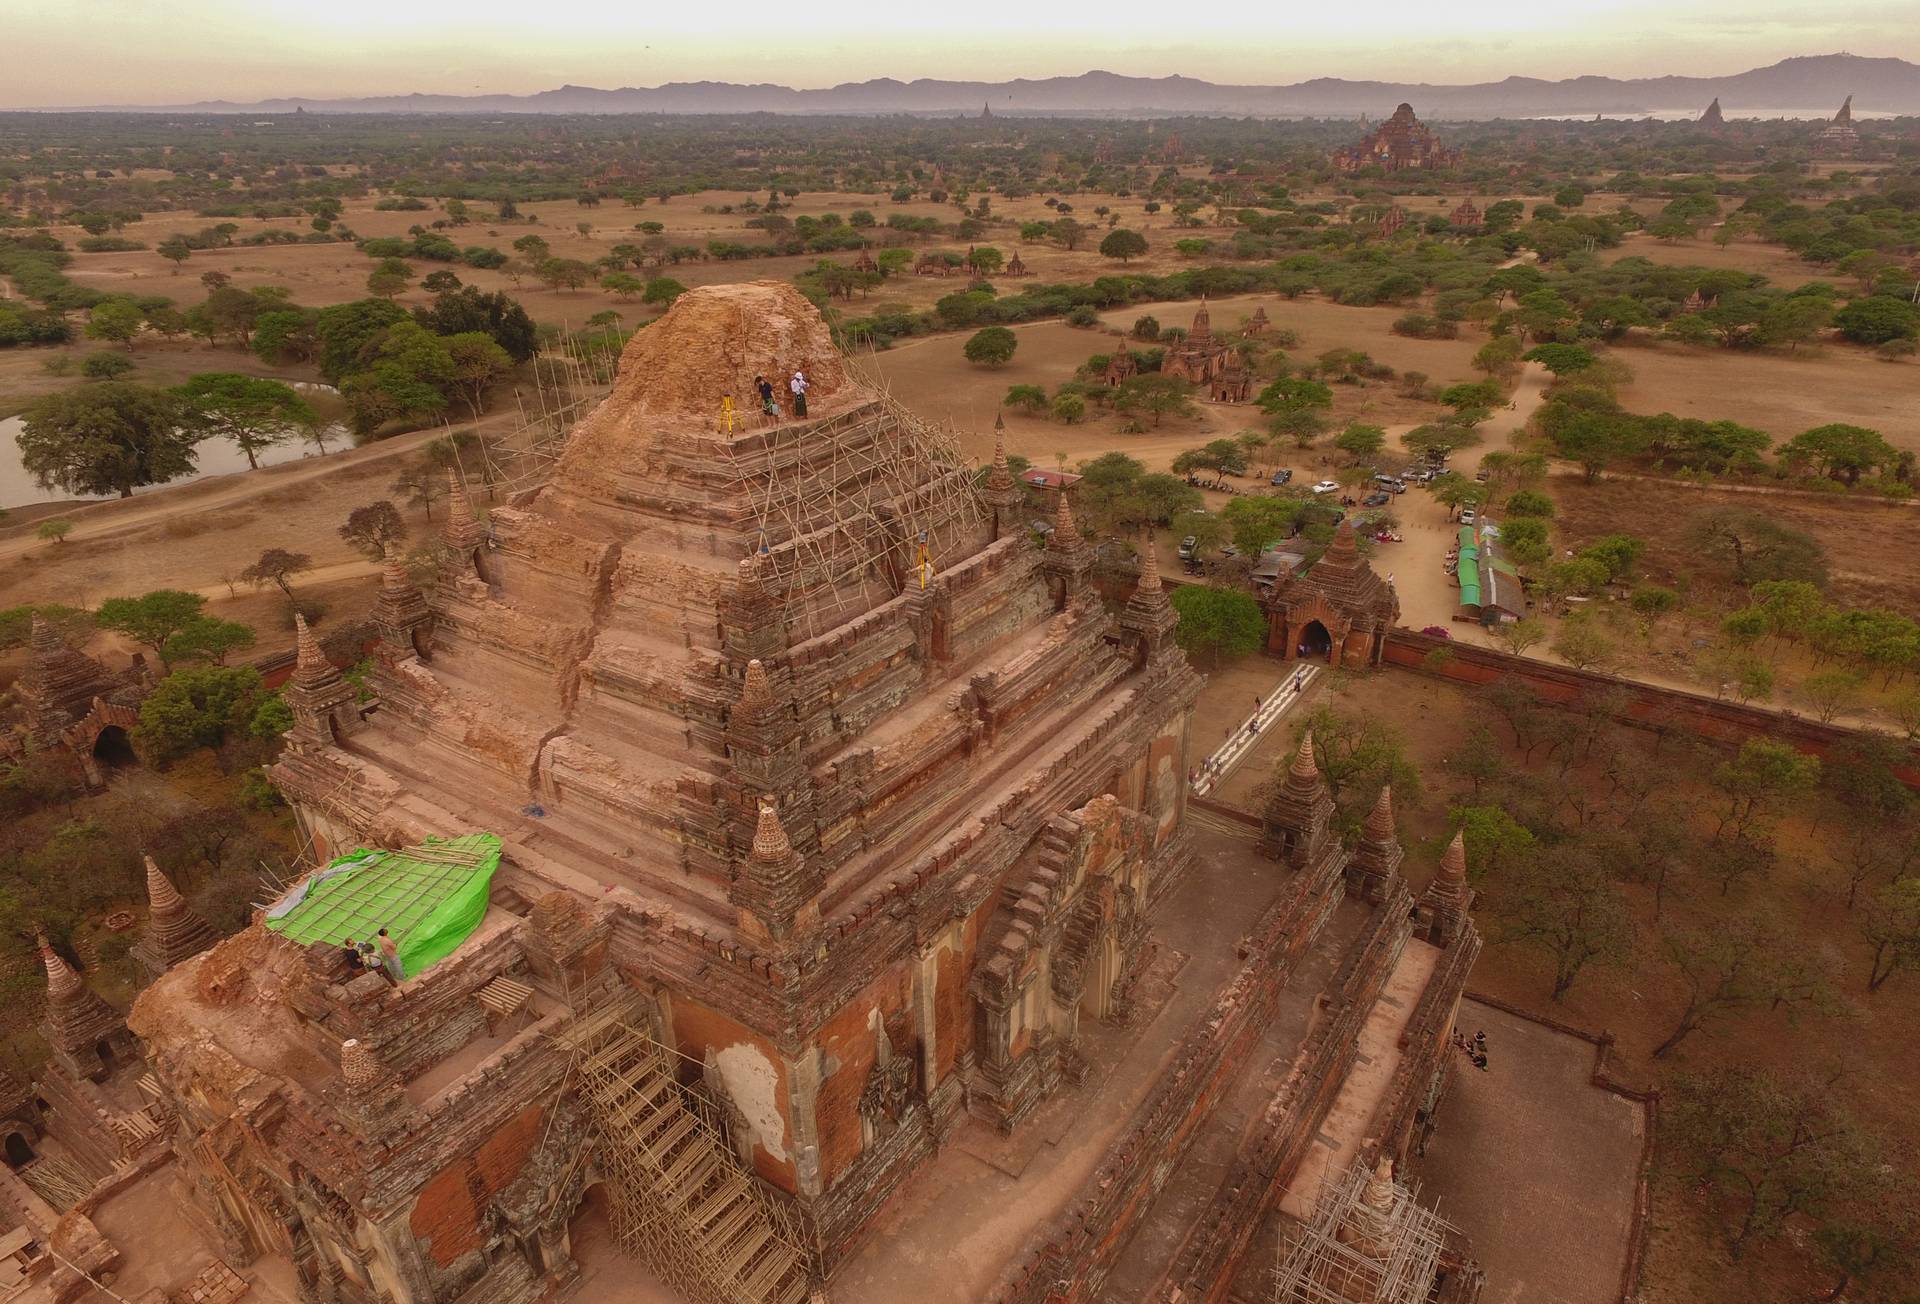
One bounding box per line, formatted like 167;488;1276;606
264;833;501;978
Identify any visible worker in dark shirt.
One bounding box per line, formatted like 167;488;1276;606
341;939;365;972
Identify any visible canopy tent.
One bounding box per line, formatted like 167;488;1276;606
265;833;501;978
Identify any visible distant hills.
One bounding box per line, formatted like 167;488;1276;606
31;54;1920;119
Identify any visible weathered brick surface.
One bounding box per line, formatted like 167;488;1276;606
409;1103;545;1267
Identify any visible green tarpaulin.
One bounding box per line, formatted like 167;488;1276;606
264;833;501;979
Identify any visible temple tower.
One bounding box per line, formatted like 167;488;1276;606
372;555;432;661
1040;489;1092;610
1345;786;1405;903
17;614;120;745
1261;736;1341;880
730;798;823;947
132;855;220;980
980;416;1024;540
38;933;137;1080
282;615;361;752
1119;536;1179;668
1419;831;1473;947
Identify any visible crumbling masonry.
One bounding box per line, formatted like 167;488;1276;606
131;281;1204;1302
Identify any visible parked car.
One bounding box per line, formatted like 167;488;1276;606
1473;468;1491;482
1270;469;1293;486
1178;535;1198;560
1372;474;1406;494
1459;509;1477;526
1311;480;1340;495
1362;491;1391;507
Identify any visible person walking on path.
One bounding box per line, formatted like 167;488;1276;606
789;369;809;418
377;928;404;983
755;374;778;418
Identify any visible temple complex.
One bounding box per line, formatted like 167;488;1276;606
1818;95;1860;156
1448;198;1481;229
1;614;153;786
80;282;1488;1304
1262;520;1401;666
1332;105;1458;173
1160;299;1238;391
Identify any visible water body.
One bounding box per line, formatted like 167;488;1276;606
1533;107;1897;122
0;383;344;510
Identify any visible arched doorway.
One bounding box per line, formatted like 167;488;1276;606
92;726;136;769
4;1133;34;1168
1300;620;1333;661
94;1039;117;1074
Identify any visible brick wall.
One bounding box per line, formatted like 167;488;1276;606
1382;629;1920;788
408;1102;545;1269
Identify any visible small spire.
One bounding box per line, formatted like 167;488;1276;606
751;799;794;865
37;932;85;1003
1289;734;1319;784
1363;786;1395;843
1051;487;1078;543
993;409;1005;432
986;423;1015;492
144;855;186;914
339;1038;382;1088
1327;517;1359;561
1439;830;1467;882
735;658;776;724
29;613;60;656
443;470;483;550
1136;535;1162;594
1362;1156;1395;1210
381;552;413;594
293;613;328;680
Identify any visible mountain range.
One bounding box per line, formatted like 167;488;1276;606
31;54;1920;119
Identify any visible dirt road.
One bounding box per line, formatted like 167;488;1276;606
0;425;449;564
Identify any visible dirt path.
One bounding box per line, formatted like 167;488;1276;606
0;424;451;563
1387;361;1550;634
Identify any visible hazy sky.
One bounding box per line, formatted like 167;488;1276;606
7;0;1915;106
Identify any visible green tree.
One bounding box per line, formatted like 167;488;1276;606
1713;738;1820;842
1168;585;1266;667
1666;1067;1888;1260
1221;495;1304;555
34;519;74;546
161;616;257;667
442;332;514;419
536;257;595;293
85;299;144;351
642;276;687;308
240;548;313;612
963;326;1019;368
1333;423;1386;463
1051;393;1086;424
1114;374;1195;428
1686;507;1828;587
171;373;315;470
1004;384;1048;413
315;298;411;383
340;320;454;435
1255;376;1333;416
134;665;266;762
338;500;407;560
1521;342;1595;375
1549;409;1646;482
1551;618;1617;671
157;238;192;272
95;590;208;667
1098;229;1148;263
1655;915;1833;1058
412;287;538;363
1833;295;1919;346
1495;843;1633;1000
81;352;135;380
1862;878;1920;992
601;273;643;300
1780;423;1896;485
18;384;194;498
1292;705;1422;820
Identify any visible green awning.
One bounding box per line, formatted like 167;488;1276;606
264;833;501;978
1458;556;1482;608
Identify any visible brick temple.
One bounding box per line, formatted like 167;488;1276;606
1333;104;1459;173
119;283;1482;1304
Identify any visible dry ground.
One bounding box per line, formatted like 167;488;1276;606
1550;471;1920;613
1219;667;1920;1304
1613;339;1920;455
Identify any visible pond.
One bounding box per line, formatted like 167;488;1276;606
0;383;346;511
